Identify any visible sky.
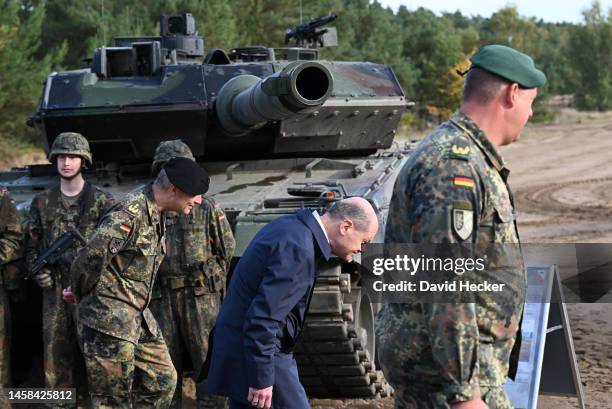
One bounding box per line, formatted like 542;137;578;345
378;0;612;23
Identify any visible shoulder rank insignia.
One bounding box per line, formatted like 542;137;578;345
127;204;139;214
452;208;474;241
450;145;471;161
108;237;125;254
453;176;475;188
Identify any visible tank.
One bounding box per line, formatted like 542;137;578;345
5;13;413;398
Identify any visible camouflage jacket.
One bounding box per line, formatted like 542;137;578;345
25;182;114;287
0;187;23;279
156;196;235;294
380;111;526;402
71;184;165;343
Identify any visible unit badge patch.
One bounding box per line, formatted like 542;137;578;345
452;208;473;240
109;237;125;254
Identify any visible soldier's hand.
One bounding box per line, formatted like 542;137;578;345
34;268;53;288
247;385;273;409
62;287;77;305
452;397;488;409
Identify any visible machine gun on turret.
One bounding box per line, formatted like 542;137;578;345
285;14;338;48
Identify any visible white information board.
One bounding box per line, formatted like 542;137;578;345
504;265;585;409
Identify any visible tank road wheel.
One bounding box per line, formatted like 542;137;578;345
295;261;392;398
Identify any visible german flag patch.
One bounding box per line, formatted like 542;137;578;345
453;176;475;188
119;223;132;234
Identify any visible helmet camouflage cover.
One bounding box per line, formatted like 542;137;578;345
152;139;195;173
49;132;92;166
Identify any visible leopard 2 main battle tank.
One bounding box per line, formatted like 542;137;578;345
6;13;413;398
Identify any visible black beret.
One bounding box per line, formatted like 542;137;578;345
163;157;210;196
470;44;546;88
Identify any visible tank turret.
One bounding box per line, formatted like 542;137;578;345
27;14;406;164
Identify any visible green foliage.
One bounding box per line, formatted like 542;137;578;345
397;7;466;124
0;0;66;142
567;1;612;111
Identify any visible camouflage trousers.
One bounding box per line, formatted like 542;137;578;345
80;324;177;409
0;288;11;409
149;284;227;409
42;286;88;407
392;386;513;409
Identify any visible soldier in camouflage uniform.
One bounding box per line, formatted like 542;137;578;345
149;140;235;409
67;157;210;408
377;45;546;409
1;187;23;408
25;132;114;402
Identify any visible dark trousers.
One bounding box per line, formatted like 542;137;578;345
229;352;310;409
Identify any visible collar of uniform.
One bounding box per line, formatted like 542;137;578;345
450;111;507;172
143;183;161;226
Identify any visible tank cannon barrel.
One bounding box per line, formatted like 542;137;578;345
214;61;333;136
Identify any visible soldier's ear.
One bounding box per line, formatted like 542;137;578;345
504;83;520;108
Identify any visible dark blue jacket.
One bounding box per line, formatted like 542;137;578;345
206;209;331;400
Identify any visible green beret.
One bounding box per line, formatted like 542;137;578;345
470;44;546;88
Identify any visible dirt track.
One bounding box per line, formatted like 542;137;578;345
504;111;612;244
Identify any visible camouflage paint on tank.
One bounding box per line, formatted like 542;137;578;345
45;66;204;110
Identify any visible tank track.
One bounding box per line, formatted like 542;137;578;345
295;262;393;398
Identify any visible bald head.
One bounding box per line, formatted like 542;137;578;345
321;198;379;261
326;197;378;231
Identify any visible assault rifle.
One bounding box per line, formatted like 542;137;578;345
30;227;87;275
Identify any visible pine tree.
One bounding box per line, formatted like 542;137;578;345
0;0;66;141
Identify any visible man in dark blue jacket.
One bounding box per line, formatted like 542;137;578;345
206;198;378;409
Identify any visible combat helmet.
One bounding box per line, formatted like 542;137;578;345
49;132;92;166
152;139;195;174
